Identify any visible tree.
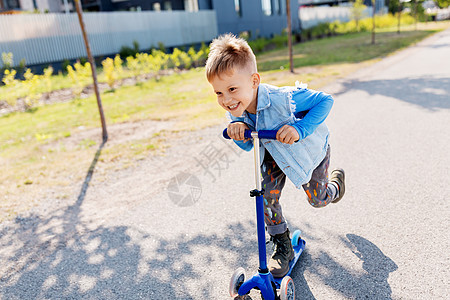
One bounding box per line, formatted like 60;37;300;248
388;0;400;14
351;0;367;31
436;0;450;8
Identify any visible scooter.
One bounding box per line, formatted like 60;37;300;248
223;129;306;300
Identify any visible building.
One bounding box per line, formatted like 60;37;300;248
89;0;300;39
1;0;300;39
206;0;300;39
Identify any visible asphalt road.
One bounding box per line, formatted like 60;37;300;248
1;28;449;299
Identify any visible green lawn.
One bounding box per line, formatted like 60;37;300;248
257;29;440;71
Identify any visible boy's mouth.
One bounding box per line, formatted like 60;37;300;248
228;103;239;111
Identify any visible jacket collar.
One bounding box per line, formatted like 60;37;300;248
256;84;271;112
237;84;271;129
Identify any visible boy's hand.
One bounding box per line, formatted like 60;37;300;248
276;125;300;145
227;122;250;143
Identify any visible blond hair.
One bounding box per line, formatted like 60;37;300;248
205;33;257;81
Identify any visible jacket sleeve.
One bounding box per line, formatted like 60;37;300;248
233;139;254;152
289;89;333;141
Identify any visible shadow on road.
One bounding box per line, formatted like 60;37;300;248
0;143;397;299
0;215;398;300
0;213;258;298
77;140;107;207
289;234;398;300
336;76;450;111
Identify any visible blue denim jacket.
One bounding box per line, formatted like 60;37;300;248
228;83;332;188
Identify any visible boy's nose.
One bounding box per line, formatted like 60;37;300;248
224;97;233;105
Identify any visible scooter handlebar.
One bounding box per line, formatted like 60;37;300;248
222;128;278;140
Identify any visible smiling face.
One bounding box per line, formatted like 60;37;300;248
209;67;260;117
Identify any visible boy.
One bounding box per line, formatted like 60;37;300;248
205;34;345;278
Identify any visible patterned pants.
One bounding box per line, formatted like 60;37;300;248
261;145;337;235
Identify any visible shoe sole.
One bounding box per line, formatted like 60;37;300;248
331;168;345;203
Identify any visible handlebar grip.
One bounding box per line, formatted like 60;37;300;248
223;128;253;139
222;128;232;139
222;129;278;140
258;130;278;140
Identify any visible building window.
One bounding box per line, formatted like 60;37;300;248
234;0;241;17
280;0;286;15
153;2;161;11
261;0;272;16
3;0;20;9
274;0;280;15
184;0;198;12
164;1;172;10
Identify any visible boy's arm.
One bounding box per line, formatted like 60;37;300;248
227;113;254;152
290;89;334;141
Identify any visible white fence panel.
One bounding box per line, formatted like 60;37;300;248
0;10;218;67
299;6;381;29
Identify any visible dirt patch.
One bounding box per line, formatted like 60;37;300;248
0;118;179;223
0;121;227;226
41;119;176;153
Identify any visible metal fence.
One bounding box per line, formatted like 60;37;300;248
0;10;218;68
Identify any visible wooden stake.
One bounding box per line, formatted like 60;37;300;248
372;0;376;44
286;0;294;73
74;0;108;142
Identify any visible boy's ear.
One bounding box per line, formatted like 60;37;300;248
251;73;260;89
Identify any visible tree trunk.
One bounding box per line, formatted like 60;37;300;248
372;0;376;45
286;0;294;73
74;0;108;142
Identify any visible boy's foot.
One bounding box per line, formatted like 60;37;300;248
268;229;294;277
330;168;345;203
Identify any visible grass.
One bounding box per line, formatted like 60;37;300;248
257;29;442;71
1;22;449;221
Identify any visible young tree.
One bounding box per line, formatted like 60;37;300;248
351;0;367;31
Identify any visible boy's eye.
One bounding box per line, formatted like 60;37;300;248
216;92;222;96
229;87;236;92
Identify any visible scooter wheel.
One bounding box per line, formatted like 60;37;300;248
291;230;302;248
280;276;295;300
229;267;246;297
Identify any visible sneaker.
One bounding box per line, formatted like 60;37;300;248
268;229;294;277
330;168;345;203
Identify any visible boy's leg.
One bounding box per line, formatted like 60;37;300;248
302;145;345;207
261;150;287;235
261;150;294;277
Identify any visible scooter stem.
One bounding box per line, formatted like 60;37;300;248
252;136;268;272
253;135;262;191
